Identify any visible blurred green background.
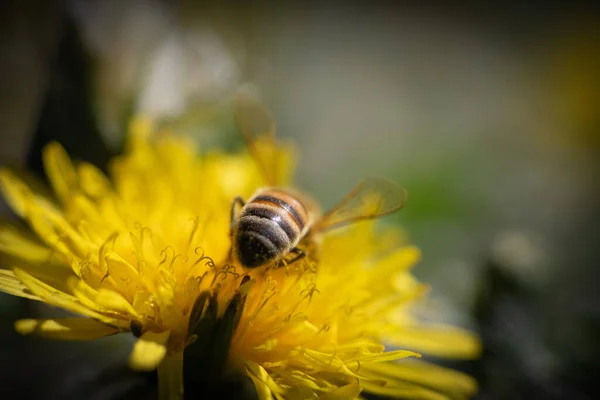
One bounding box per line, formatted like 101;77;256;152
1;1;599;399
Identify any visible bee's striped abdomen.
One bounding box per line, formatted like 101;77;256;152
235;189;309;268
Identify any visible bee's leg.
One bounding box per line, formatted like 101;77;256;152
286;247;306;265
230;196;246;236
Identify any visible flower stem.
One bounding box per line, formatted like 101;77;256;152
157;351;184;400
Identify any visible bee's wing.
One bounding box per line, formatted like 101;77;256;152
234;92;281;186
314;178;407;232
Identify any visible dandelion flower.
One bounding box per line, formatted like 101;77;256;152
0;118;480;399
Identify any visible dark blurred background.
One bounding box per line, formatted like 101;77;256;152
1;1;599;399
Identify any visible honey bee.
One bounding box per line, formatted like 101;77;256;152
230;92;407;269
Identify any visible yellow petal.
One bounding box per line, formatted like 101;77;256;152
321;382;362;399
302;349;370;380
42;142;78;204
129;330;170;371
14;261;76;296
375;246;421;277
363;360;477;398
328;339;385;355
385;325;481;359
78;162;112;198
25;206;67;253
361;380;450;400
347;349;421;364
40;207;89;258
0;270;40;300
71;194;102;222
15;318;118;340
0;224;52;264
0;169;33;217
270;368;324;392
105;251;141;286
245;361;279;400
246;373;274;400
68;278;138;319
13;268;127;327
96;232;119;278
3;261;75;300
23;203;89;260
96;288;140;317
69;277;103;310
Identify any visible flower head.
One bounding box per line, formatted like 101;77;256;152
0;118;480;399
